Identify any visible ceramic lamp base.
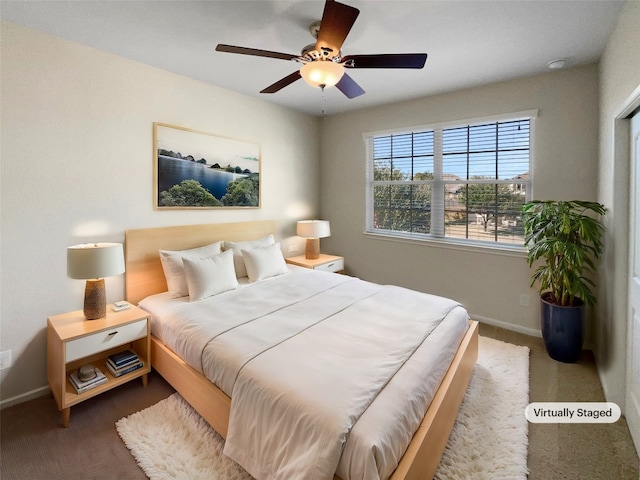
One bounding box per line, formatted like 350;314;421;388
305;238;320;259
84;278;106;320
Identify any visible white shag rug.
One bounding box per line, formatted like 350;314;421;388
116;336;529;480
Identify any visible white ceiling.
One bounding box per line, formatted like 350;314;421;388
1;0;625;117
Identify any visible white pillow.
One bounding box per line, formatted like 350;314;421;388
223;234;275;278
159;242;222;298
182;250;238;301
242;242;289;283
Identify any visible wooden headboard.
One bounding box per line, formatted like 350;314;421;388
124;220;275;304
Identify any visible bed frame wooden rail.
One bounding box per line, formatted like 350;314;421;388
125;221;479;480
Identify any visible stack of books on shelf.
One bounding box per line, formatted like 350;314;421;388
106;350;143;378
69;367;108;394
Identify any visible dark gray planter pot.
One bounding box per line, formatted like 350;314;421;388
540;292;584;363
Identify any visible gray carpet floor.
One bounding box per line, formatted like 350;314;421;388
1;324;638;479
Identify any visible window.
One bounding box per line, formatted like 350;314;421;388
365;111;535;247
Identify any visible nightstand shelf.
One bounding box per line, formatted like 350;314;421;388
286;254;344;273
47;304;151;427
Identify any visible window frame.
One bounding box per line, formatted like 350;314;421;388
364;110;537;253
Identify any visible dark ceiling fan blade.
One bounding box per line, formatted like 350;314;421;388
260;71;302;94
335;73;365;99
314;1;360;57
343;53;428;69
216;44;299;61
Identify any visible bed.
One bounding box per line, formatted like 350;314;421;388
124;220;478;480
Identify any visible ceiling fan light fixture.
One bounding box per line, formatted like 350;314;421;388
217;0;426;99
300;61;345;89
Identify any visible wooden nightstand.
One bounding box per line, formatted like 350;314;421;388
286;254;344;274
47;303;151;427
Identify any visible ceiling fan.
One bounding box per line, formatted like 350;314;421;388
215;0;427;99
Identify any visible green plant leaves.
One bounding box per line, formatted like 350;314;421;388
522;200;606;306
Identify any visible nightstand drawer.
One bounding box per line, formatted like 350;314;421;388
65;318;147;362
314;257;344;273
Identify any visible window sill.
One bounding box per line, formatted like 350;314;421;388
364;230;527;258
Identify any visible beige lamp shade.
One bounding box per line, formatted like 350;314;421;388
297;220;331;239
297;220;331;260
67;243;125;319
67;243;125;279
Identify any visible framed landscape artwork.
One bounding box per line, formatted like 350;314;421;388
154;123;261;209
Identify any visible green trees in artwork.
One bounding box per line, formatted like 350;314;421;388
159;180;222;207
159;175;259;207
221;174;259;206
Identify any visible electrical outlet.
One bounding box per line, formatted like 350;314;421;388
288;244;299;254
519;294;530;307
0;350;12;370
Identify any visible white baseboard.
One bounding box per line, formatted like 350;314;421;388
470;313;542;338
0;385;50;410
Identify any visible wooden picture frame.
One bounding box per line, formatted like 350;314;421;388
154;123;260;209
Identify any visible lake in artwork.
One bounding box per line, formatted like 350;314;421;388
158;156;244;200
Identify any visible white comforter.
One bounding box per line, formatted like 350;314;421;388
140;269;468;480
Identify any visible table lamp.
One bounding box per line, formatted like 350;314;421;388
297;220;331;260
67;243;125;320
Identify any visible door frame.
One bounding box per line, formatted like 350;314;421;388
617;84;640;453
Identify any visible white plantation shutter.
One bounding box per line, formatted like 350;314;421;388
365;110;535;247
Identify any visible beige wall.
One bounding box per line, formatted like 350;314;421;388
0;22;320;404
2;4;636;408
597;0;640;409
320;64;600;336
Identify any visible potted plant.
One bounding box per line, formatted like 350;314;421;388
522;200;606;363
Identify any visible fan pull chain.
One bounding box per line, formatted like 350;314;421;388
321;85;327;118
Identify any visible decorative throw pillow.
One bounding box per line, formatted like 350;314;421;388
242;242;289;283
159;242;223;297
182;250;238;301
223;234;275;278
